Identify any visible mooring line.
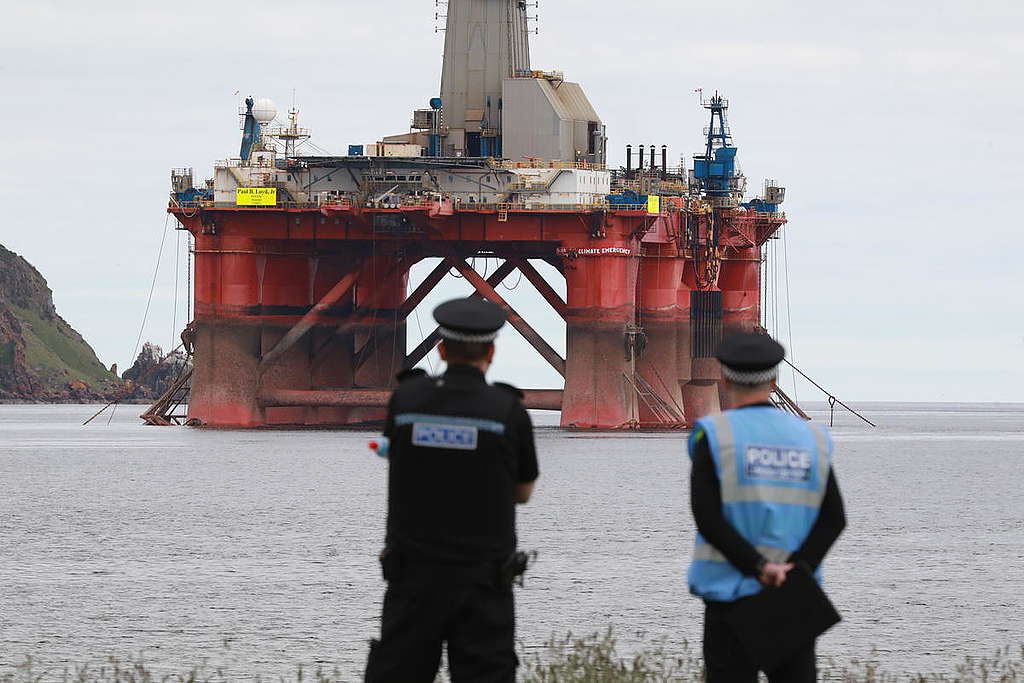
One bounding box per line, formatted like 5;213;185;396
782;358;876;428
95;215;171;426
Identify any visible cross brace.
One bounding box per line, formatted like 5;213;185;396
260;258;403;372
453;259;566;378
404;260;517;369
508;257;567;319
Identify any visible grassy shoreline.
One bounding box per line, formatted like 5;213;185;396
2;631;1021;682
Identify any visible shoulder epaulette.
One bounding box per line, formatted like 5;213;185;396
395;368;428;383
492;382;524;399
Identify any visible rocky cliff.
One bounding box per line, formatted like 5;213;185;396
0;244;120;401
121;342;191;401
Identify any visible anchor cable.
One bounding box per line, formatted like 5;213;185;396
782;225;798;402
781;358;876;428
502;267;524;290
412;306;435;374
107;214;171;425
171;228;180;351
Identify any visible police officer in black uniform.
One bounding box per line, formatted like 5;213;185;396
364;297;539;683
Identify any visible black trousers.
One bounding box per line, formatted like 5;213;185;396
703;602;816;683
364;577;516;683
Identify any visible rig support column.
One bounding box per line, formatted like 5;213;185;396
681;256;723;422
561;253;639;429
719;249;761;336
717;248;762;411
636;245;686;425
189;234;263;427
675;272;695;423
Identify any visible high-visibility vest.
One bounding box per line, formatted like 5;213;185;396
687;407;833;602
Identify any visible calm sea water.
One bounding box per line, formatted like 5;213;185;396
0;403;1022;679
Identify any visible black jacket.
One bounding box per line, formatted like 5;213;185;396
383;365;539;565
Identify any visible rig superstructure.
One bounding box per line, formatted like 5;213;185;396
166;0;788;429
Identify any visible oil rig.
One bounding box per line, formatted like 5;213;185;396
165;0;789;429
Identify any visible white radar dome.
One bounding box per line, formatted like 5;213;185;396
252;98;277;123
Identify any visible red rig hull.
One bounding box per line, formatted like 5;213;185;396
172;200;783;429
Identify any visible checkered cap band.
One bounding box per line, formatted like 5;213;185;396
721;364;779;386
438;326;499;343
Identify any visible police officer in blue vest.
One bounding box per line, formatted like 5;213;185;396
365;297;539;683
688;331;846;681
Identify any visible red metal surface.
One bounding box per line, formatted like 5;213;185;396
259;388;564;412
173;201;784;428
636;243;687;427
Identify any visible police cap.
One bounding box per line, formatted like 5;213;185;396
716;331;785;385
433;297;508;343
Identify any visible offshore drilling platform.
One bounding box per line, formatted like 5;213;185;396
165;0;789;429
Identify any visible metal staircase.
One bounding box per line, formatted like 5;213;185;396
140;369;194;426
623;372;685;427
770;384;810;420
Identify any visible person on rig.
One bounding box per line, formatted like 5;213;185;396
688;331;847;682
364;297;539;683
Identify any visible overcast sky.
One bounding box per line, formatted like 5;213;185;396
1;0;1021;403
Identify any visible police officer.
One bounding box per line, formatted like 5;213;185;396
365;297;539;683
688;332;847;682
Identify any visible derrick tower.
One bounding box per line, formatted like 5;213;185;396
438;0;531;148
405;0;604;164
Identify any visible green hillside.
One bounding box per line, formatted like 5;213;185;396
14;303;113;384
0;244;118;399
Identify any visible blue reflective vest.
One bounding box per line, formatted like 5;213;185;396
687;406;833;602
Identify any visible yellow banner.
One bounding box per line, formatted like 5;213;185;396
647;195;661;215
236;187;277;206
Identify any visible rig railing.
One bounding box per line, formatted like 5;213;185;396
489;159;607;171
169;195;788;218
457;202;611;213
169;196;671;214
